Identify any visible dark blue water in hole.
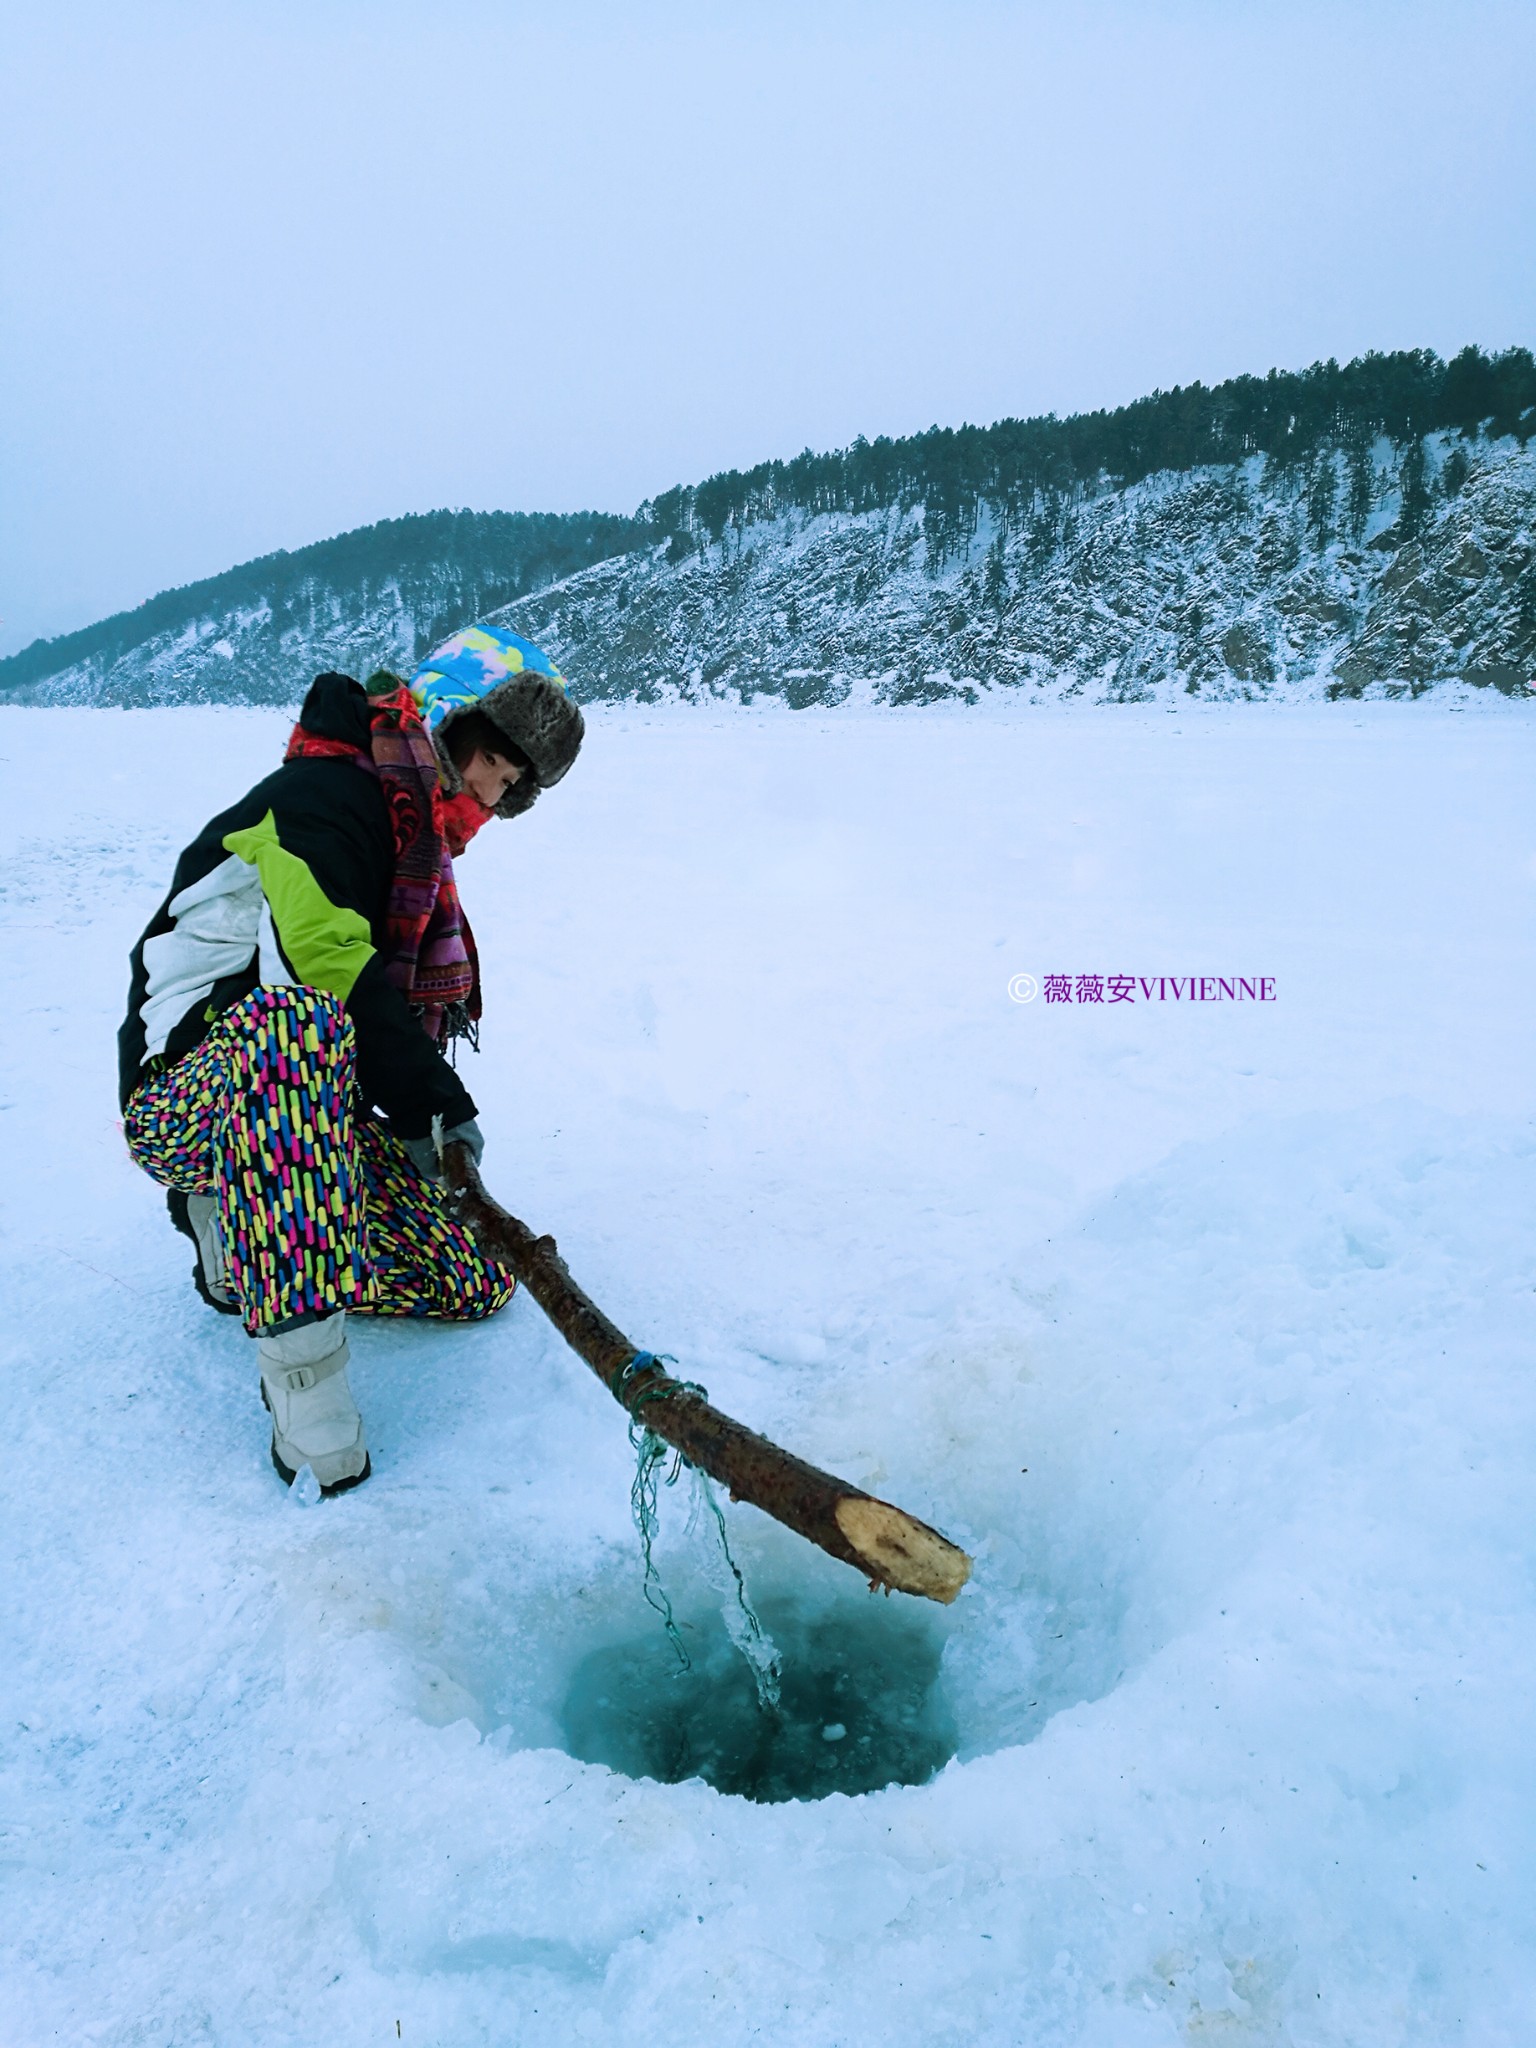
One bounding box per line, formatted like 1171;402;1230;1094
559;1598;957;1802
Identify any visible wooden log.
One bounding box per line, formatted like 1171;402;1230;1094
441;1141;972;1604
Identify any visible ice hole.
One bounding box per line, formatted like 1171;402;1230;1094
558;1597;957;1802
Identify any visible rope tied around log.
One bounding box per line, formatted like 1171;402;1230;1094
611;1348;706;1414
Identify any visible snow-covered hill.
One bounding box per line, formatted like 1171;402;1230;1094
0;508;640;707
503;435;1536;705
5;436;1533;709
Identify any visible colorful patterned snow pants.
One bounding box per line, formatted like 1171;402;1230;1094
123;986;516;1335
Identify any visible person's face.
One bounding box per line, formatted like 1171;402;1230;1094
460;745;525;809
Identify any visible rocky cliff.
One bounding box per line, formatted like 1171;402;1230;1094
498;435;1535;706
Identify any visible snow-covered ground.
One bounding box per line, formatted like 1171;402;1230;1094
2;700;1533;2045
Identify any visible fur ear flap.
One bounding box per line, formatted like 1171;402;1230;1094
476;674;585;788
494;778;540;821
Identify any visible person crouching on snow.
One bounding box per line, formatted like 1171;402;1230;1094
117;626;583;1495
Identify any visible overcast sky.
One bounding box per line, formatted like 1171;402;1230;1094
3;0;1533;656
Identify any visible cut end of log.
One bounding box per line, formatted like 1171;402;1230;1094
834;1496;973;1605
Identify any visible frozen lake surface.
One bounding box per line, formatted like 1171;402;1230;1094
1;699;1532;2044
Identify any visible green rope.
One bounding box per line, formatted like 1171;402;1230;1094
621;1352;701;1666
629;1416;690;1667
619;1348;779;1705
692;1468;783;1711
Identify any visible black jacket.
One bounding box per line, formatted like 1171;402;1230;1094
118;673;477;1137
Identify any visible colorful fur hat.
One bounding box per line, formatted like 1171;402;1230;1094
409;625;585;816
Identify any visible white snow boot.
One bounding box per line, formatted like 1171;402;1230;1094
166;1187;239;1315
257;1314;370;1495
186;1192;235;1311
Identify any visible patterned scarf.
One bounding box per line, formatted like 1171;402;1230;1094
284;686;490;1047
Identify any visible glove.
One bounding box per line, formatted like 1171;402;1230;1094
400;1118;484;1184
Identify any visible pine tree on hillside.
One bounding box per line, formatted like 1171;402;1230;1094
1306;452;1337;547
983;536;1009;611
1346;436;1375;543
1399;436;1433;542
